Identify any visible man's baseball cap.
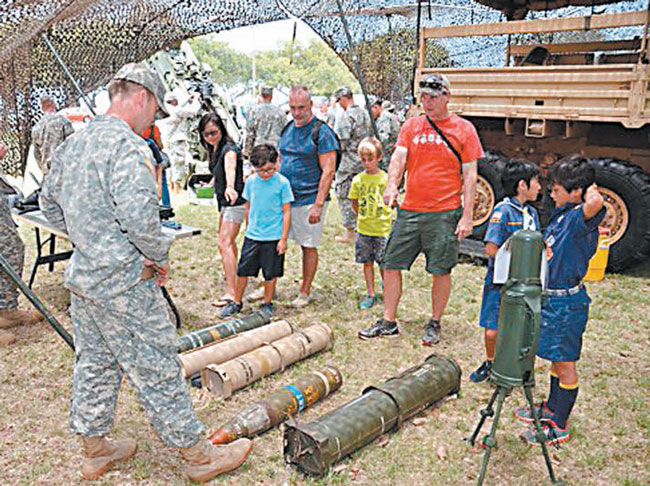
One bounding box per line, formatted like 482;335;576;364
369;95;382;107
336;86;353;100
260;86;273;96
419;73;450;97
113;63;168;118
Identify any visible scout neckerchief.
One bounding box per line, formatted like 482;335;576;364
503;197;536;230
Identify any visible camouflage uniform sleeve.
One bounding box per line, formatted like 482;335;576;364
62;118;74;140
31;122;43;166
39;147;67;233
110;144;173;265
376;115;390;145
244;108;256;157
334;110;352;142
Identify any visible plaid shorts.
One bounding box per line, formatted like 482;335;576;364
355;233;387;264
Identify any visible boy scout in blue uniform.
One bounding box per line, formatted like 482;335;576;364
515;154;606;446
470;159;541;383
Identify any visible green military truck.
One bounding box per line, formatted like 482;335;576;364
416;8;650;271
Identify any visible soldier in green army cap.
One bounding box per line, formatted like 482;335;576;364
40;63;252;483
31;95;74;176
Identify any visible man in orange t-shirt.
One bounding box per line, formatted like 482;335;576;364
359;73;483;345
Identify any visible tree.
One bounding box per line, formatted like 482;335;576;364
188;37;251;86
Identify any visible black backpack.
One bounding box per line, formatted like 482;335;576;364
281;118;342;171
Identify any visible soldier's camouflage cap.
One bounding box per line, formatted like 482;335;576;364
336;86;353;100
419;73;450;97
260;86;273;96
113;63;169;118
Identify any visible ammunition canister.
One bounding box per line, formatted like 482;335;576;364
209;366;343;444
179;320;293;378
201;323;333;398
177;310;271;353
492;230;544;388
283;354;461;476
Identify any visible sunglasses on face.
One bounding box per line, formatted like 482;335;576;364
203;130;219;138
419;79;448;94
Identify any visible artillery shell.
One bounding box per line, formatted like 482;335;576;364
209;365;342;444
177;310;271;353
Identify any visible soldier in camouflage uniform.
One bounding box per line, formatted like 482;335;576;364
31;96;74;176
333;87;371;243
163;90;201;193
39;64;251;483
370;98;400;172
0;143;44;346
243;86;286;157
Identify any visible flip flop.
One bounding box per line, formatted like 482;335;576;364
212;297;234;308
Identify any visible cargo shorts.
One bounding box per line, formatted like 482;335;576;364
381;207;462;275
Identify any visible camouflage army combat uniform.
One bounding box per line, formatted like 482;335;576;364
31;112;74;175
244;102;286;156
334;104;371;229
0;190;23;311
376;110;400;171
164;96;200;186
40;114;204;447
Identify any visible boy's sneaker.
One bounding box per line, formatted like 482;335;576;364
470;360;493;384
358;318;399;340
259;302;274;318
422;319;441;346
520;419;570;447
359;295;377;310
513;401;555;424
218;301;242;319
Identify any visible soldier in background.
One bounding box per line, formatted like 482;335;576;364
31;95;74;176
243;86;286;157
40;64;251;482
163;90;201;193
370;98;401;171
333;86;371;244
0;142;44;346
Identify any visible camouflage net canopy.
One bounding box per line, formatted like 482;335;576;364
0;0;645;175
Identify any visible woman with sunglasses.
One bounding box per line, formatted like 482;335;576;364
198;113;246;308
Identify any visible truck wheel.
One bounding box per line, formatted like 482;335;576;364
472;153;506;239
590;158;650;272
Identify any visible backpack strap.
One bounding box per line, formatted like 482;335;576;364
425;115;462;171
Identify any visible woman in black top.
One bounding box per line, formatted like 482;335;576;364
199;113;246;307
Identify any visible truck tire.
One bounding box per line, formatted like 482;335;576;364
590;158;650;272
472;152;506;239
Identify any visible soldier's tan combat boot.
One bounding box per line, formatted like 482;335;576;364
0;308;44;329
0;329;17;346
180;438;252;483
81;436;137;480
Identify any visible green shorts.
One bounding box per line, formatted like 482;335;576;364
381;207;462;275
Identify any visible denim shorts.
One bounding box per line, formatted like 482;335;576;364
478;282;501;330
537;287;590;362
355;233;387;264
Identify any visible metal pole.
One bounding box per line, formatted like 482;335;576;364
334;0;379;139
41;33;96;116
0;252;74;350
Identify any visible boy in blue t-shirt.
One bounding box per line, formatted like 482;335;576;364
218;144;294;318
516;154;606;446
470;159;541;384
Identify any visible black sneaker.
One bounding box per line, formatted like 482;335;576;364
259;302;274;318
218;301;242;319
470;360;493;384
358;318;399;340
422;319;441;346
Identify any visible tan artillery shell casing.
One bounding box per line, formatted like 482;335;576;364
179;320;293;378
202;322;333;398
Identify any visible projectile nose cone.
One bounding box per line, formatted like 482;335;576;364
208;429;232;445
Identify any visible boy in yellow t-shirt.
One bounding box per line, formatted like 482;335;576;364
349;137;393;309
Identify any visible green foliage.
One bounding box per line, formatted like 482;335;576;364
188;36;359;95
188;37;251;86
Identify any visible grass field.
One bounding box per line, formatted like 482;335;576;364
1;199;648;485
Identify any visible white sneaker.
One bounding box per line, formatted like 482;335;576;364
290;293;312;308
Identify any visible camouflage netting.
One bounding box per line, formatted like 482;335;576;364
0;0;645;175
